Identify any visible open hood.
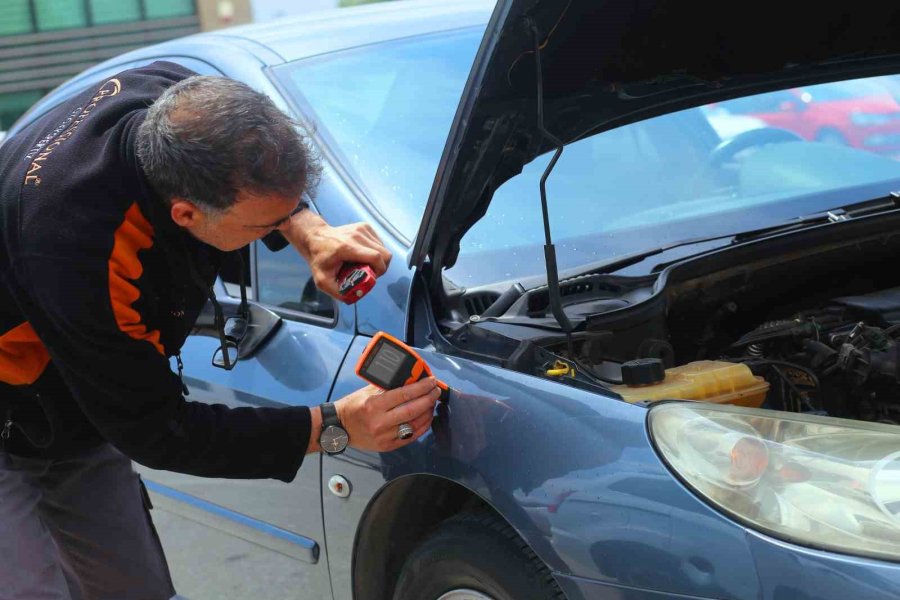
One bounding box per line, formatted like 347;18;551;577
411;0;900;272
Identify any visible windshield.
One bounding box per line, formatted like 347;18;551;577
274;27;484;241
448;74;900;287
275;35;900;288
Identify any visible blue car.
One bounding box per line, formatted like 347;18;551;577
11;1;900;598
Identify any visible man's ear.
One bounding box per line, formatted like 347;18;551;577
170;198;200;228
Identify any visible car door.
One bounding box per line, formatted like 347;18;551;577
135;202;352;600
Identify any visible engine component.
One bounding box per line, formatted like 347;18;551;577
830;287;900;327
621;358;666;386
732;320;819;349
730;287;900;423
610;360;769;407
636;338;676;368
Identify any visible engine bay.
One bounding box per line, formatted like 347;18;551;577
437;217;900;425
689;288;900;424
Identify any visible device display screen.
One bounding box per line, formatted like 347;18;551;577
368;343;407;382
357;332;449;402
359;338;418;389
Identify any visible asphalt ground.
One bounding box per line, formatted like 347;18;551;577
153;508;311;600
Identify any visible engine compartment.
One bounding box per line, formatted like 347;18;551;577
440;216;900;425
670;287;900;423
660;235;900;424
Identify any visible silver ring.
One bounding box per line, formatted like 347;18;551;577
397;422;414;440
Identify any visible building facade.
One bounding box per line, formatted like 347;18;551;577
0;0;251;131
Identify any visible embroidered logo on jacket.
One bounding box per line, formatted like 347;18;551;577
23;78;122;187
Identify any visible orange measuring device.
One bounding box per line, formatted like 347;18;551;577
356;331;450;402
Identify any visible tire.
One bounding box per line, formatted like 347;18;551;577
392;511;565;600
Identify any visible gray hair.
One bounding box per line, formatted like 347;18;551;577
136;76;321;212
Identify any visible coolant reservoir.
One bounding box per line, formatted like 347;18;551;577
610;360;769;407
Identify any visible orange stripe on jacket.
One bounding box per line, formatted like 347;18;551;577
0;321;51;385
108;202;164;355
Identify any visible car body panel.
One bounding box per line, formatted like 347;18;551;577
747;531;900;599
322;332;769;600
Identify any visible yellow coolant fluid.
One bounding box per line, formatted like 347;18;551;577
610;360;769;407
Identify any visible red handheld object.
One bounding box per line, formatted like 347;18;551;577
356;331;451;402
337;263;376;304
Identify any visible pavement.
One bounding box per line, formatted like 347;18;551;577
152;508;314;600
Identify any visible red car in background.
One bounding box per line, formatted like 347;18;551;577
720;78;900;156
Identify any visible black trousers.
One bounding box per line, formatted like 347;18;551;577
0;443;175;600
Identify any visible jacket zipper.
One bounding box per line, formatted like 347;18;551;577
2;408;13;442
175;352;189;396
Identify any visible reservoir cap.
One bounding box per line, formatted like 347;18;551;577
621;358;666;386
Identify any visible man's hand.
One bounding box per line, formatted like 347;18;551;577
282;210;392;301
329;378;440;453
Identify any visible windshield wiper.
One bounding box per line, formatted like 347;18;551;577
732;191;900;244
554;191;900;284
555;232;740;282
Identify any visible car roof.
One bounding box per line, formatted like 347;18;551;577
8;0;493;136
199;0;492;64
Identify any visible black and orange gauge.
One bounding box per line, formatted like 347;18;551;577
356;331;450;402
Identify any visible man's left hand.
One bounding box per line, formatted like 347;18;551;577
282;210;392;300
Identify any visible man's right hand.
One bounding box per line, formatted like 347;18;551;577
330;378;440;452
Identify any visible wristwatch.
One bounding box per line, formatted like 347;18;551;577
318;403;349;455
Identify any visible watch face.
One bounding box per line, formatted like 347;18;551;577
320;425;349;454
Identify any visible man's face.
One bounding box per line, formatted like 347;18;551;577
171;191;302;251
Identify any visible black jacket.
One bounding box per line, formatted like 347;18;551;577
0;61;311;482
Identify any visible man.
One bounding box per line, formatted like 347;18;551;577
0;61;440;599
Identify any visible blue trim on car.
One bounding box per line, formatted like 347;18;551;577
143;479;319;552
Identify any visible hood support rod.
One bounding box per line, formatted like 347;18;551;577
530;19;574;353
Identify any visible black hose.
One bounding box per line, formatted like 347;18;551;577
732;321;817;348
733;357;821;389
883;323;900;338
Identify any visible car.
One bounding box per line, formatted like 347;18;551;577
715;78;900;156
9;1;900;599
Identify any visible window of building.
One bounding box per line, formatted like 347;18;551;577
0;0;198;36
90;0;142;25
33;0;88;31
144;0;194;19
0;0;32;36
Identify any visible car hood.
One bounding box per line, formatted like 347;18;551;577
410;0;900;272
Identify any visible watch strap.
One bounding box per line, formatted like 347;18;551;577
320;403;340;428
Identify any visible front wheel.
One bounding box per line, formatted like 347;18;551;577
392;511;565;600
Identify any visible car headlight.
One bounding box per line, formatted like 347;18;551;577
649;402;900;561
851;111;894;126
